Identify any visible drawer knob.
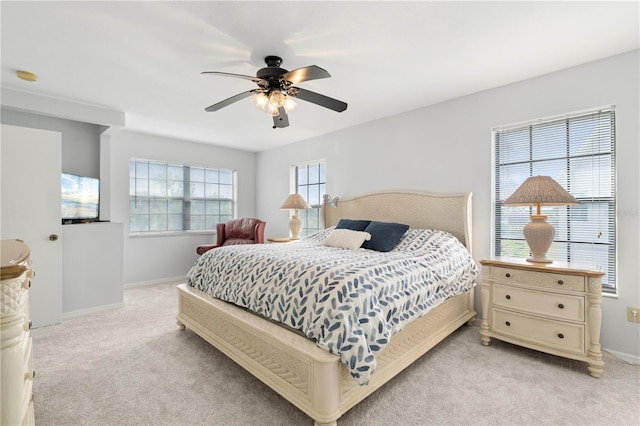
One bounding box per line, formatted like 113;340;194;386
505;294;511;300
557;279;564;285
25;369;35;380
505;321;511;327
505;273;511;278
557;303;565;309
558;333;564;339
23;320;32;332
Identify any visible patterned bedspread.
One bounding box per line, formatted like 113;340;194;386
186;228;478;385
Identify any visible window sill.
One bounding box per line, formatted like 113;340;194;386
129;230;215;238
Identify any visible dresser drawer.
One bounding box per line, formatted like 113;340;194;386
493;284;584;322
491;267;585;292
491;308;585;354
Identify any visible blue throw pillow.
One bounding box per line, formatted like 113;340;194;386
335;219;371;231
361;221;410;252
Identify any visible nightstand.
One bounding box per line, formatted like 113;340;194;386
267;237;292;243
479;256;605;377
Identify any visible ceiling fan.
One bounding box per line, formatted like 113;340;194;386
202;56;347;129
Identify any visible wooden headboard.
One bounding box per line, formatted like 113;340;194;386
322;190;473;253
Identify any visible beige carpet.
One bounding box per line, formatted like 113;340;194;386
32;282;640;426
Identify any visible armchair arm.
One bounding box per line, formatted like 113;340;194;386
254;221;266;244
216;222;226;246
196;244;221;255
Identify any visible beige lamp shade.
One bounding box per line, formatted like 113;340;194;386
280;194;312;211
504;176;579;263
280;194;311;240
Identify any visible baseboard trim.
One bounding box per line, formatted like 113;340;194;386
62;302;124;320
123;276;185;289
604;348;640;365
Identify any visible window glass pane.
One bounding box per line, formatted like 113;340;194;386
308;164;320;184
191;216;206;230
149;163;166;180
149;214;167;232
190;182;205;198
219;184;233;199
531;121;566;161
206;201;220;215
135;161;148;179
191;167;205;182
220;201;233;215
220;170;233;184
130;199;149;214
298;165;308;185
135;179;149;197
167;181;183;197
168;200;182;214
205;183;218;198
205;169;219;183
149;179;167;197
205;215;219;229
167;165;183;181
150;200;167;214
191;200;205;215
130;215;149;233
168;214;183;231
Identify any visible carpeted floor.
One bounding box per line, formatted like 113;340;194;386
32;282;640;426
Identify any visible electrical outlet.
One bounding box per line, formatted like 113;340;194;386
628;307;640;323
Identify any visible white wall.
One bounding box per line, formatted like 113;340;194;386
255;50;640;361
105;130;257;286
1;107;101;178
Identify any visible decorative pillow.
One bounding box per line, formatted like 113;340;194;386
361;221;410;252
323;229;371;250
335;219;371;231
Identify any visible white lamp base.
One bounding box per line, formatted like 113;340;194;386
289;213;302;240
523;214;555;263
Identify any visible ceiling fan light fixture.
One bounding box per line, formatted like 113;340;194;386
268;90;286;108
253;93;269;109
283;96;297;113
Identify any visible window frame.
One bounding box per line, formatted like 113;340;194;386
129;159;237;236
492;107;616;294
292;160;326;238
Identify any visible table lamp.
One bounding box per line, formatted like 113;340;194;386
503;175;579;263
280;194;311;239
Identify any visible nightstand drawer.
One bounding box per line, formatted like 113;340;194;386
493;284;584;322
491;267;585;292
492;308;585;354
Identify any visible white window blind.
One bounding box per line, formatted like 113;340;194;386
494;108;616;293
294;161;326;238
130;159;236;233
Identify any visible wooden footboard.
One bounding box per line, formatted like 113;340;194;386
177;283;475;426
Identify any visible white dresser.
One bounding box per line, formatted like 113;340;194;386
1;239;35;425
480;256;605;377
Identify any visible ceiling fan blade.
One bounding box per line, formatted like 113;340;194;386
288;87;347;112
202;71;266;85
204;90;258;112
272;107;289;128
281;65;331;84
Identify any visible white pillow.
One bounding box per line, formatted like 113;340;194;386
322;229;371;250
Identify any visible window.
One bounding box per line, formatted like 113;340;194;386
493;108;616;293
130;159;235;233
294;161;326;238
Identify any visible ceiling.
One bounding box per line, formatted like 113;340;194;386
1;1;638;152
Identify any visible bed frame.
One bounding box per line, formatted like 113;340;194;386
177;190;476;426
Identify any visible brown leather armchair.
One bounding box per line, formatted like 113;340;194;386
196;218;266;255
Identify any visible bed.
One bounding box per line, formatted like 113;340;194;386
176;190;477;425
